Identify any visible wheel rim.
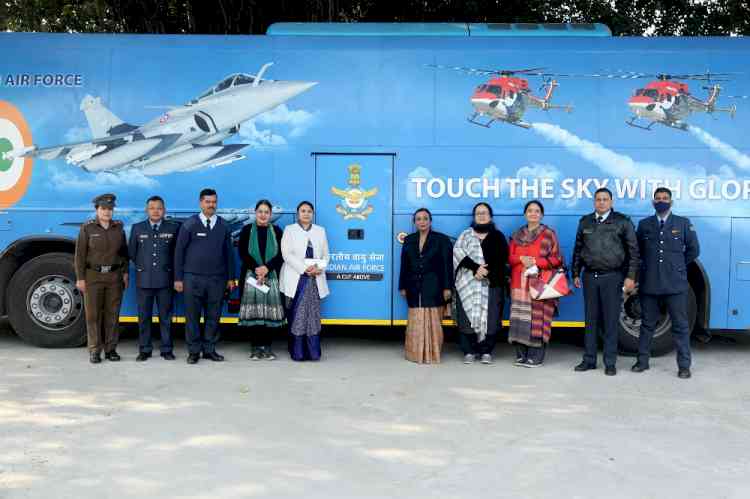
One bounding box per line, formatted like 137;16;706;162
26;275;83;332
620;293;672;339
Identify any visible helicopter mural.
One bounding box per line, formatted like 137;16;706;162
614;71;738;131
428;65;573;129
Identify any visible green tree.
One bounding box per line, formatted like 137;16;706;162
0;0;747;35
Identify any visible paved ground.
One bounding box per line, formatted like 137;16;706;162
1;325;749;499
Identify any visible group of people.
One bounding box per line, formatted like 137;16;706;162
75;189;329;365
399;187;699;379
76;186;699;378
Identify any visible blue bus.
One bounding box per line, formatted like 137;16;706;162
0;23;747;355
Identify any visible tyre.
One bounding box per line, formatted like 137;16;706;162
7;252;85;348
618;286;697;357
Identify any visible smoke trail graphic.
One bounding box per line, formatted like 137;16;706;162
688;125;750;171
529;122;682;179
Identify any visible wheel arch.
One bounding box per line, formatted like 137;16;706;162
0;236;76;316
687;258;710;331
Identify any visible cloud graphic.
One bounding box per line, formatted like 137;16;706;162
405;166;434;205
49;164;158;191
254;104;316;138
238;120;287;149
688;125;750;170
239;104;316;148
482;164;500;180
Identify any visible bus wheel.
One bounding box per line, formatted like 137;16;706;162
7;253;85;348
618;286;697;357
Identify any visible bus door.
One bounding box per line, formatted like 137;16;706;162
313;153;394;324
728;218;750;328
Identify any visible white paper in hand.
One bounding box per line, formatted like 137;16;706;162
524;265;539;277
247;276;270;294
304;258;327;270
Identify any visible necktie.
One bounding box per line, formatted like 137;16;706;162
152;224;158;233
205;218;211;230
597;216;603;224
659;219;664;230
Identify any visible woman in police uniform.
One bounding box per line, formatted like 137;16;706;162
74;193;129;364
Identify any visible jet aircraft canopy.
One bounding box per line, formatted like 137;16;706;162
194;73;267;102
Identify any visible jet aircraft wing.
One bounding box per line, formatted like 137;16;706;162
9;130;141;161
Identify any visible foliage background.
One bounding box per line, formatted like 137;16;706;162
0;0;747;36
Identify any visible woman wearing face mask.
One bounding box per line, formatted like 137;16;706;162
399;208;453;364
508;200;563;367
238;199;286;361
453;202;509;364
280;201;330;361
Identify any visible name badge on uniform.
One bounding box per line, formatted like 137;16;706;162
671;229;681;235
583;228;594;234
197;232;207;237
139;234;149;239
160;233;173;239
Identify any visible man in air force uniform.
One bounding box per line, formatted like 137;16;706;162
634;187;700;379
129;195;180;361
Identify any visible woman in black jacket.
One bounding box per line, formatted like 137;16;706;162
398;208;453;363
238;199;285;360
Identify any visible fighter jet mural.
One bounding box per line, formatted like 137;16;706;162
7;63;317;175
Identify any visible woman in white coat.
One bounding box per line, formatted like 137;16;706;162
280;201;330;361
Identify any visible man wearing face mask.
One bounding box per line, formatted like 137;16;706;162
634;187;700;379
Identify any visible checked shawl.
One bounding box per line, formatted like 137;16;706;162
453;228;490;341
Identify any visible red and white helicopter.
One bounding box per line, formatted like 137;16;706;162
429;65;573;129
616;71;737;131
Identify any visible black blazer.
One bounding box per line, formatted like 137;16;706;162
237;223;284;299
398;231;453;308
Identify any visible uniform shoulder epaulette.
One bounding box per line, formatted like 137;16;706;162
85;219;97;225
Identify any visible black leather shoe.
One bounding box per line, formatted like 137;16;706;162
187;353;200;364
90;352;102;364
574;361;596;372
136;352;151;362
161;352;176;360
605;366;617;376
105;350;121;362
678;368;692;379
631;362;650;373
203;351;225;362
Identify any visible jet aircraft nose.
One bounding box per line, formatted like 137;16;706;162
274;81;318;101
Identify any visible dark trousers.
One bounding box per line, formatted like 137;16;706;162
457;287;503;356
514;342;546;363
137;287;174;354
183;273;225;355
582;271;623;368
639;291;691;369
459;331;498;356
250;326;275;349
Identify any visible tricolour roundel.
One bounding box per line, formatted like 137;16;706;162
0;101;33;207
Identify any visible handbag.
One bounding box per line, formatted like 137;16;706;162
529;267;571;300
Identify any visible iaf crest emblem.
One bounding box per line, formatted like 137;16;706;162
331;163;378;220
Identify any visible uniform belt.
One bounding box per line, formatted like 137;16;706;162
87;263;122;273
588;269;620;276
